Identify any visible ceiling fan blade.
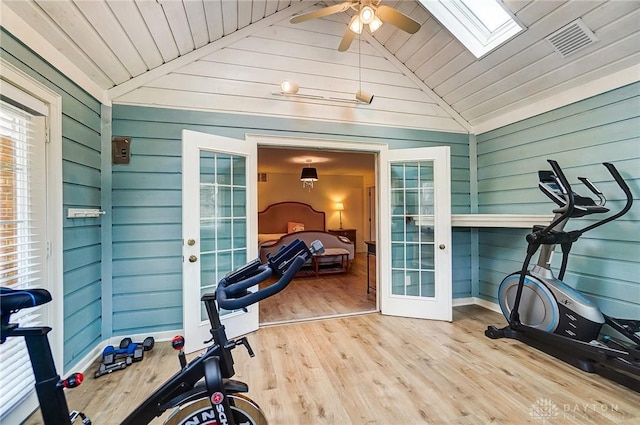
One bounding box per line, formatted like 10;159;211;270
338;25;356;52
290;2;353;24
376;5;421;34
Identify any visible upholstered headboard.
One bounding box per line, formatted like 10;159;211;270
258;202;326;234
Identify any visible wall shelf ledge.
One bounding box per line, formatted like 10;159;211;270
451;214;553;228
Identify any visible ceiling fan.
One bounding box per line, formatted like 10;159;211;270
290;0;421;52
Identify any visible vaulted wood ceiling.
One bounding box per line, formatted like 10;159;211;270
2;0;638;133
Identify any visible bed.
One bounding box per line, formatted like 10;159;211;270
257;201;326;246
257;202;355;275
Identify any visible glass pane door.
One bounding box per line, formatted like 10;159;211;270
182;130;257;353
390;161;436;299
380;146;451;321
199;151;248;322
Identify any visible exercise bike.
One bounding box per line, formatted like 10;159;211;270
0;238;324;424
485;160;640;392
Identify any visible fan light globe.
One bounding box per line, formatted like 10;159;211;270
349;16;363;34
360;6;375;24
369;16;383;32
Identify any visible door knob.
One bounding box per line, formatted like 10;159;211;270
188;255;198;263
439;244;446;250
187;238;196;246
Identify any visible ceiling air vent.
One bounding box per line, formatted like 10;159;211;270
546;19;598;58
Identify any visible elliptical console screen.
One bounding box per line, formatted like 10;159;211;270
538;170;566;206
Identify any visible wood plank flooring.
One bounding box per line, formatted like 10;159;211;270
25;306;639;424
259;253;376;324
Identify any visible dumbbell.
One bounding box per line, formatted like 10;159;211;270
117;336;154;362
102;343;141;365
119;336;155;351
94;359;129;378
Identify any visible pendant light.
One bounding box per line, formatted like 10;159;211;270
300;159;318;189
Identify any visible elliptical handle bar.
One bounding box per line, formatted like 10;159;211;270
216;256;306;310
527;159;576;245
547;159;575;216
577;162;634;234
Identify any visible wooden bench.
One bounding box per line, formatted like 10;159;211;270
311;248;350;276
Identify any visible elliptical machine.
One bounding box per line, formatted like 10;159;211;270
485;160;640;392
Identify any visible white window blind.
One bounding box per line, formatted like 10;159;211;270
0;96;48;420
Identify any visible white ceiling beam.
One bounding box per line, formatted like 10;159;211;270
108;1;311;101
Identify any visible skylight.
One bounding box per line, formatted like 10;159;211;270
418;0;524;58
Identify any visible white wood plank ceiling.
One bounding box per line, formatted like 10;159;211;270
2;0;638;133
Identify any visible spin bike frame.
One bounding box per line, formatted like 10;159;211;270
0;238;322;425
486;160;640;392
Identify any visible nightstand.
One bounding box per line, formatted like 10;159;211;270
327;228;356;245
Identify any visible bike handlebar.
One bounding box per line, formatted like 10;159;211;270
215;239;320;310
216;255;306;310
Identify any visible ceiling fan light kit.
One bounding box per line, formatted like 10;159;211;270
290;0;421;51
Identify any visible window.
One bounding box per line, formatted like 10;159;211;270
0;61;62;424
418;0;524;58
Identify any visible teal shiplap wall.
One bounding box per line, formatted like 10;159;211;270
1;28;103;369
111;105;472;335
476;82;640;318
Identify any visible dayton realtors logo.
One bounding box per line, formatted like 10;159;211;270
530;398;559;424
530;398;623;423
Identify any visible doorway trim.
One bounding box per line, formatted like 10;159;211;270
245;133;387;314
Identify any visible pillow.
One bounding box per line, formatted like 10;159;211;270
287;221;305;233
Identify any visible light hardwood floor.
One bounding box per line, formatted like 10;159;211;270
26;306;639;424
259;253;376;324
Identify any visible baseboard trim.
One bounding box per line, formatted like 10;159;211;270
471;297;502;314
453;297;501;314
452;297;475;307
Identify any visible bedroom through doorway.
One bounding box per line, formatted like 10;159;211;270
256;145;377;324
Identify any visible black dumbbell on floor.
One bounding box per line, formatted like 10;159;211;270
119;336;155;352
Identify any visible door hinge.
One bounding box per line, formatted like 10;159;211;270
46;241;51;257
45;122;50;143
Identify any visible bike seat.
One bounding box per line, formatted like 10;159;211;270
1;287;52;318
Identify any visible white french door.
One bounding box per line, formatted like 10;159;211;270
379;146;452;321
182;130;257;353
0;61;62;424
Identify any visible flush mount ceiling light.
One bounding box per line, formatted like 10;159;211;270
290;0;420;52
300;160;319;190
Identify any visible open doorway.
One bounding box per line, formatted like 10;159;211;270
256;145;377;324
